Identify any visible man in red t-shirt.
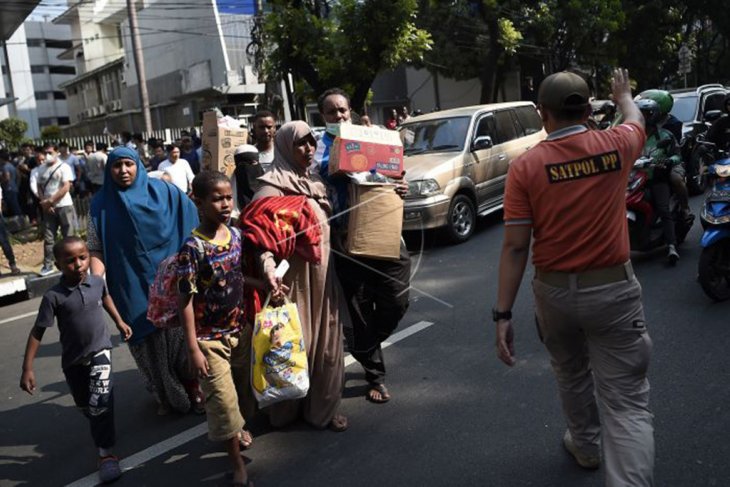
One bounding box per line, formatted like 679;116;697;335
493;69;654;487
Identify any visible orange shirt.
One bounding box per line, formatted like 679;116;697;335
504;122;646;272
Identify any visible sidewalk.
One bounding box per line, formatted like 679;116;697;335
1;236;60;306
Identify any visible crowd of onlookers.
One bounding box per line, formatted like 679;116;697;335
0;110;281;277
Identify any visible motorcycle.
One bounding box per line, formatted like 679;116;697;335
698;152;730;301
626;139;695;253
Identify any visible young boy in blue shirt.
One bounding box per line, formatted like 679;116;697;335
20;236;132;484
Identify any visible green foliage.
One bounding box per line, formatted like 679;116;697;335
252;0;432;111
0;117;29;150
416;0;527;102
41;125;63;140
498;18;523;55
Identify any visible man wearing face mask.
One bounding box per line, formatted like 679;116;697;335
30;144;76;276
315;88;411;404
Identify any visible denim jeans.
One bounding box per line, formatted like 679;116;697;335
0;215;17;267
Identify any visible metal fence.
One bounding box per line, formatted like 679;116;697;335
31;127;200;149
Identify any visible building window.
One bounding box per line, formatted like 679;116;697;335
53;91;67;100
49;65;76;75
30;65;45;74
1;65;7;75
34;91;51;100
26;39;43;47
45;39;73;50
38;117;56;127
58;117;70;125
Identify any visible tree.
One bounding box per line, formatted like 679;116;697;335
249;0;432;112
416;0;524;103
41;125;63;140
0;117;29;150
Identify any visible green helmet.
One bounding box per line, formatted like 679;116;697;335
638;89;674;116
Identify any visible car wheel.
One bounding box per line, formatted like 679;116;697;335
444;194;475;243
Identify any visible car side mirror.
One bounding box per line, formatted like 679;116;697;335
704;109;723;122
472;135;493;151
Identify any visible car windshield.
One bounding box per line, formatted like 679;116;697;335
399;116;470;155
670;95;698;123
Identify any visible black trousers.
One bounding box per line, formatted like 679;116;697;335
335;241;410;385
651;181;676;246
64;349;115;449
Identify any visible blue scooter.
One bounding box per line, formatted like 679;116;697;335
698;153;730;301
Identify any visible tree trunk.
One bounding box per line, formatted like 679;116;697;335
351;80;375;115
479;18;502;104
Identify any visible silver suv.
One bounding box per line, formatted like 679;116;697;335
400;102;546;243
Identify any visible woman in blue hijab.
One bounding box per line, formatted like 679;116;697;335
87;147;200;414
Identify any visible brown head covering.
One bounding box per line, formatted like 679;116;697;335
259;121;331;213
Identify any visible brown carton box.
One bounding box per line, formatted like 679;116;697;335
329;124;403;178
346;182;403;260
201;111;248;177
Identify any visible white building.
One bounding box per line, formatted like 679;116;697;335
56;0;265;136
0;21;76;138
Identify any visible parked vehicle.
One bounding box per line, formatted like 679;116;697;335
669;84;729;194
399;102;546;243
626;139;694;253
698;153;730;301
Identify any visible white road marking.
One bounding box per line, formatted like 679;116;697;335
65;320;435;487
0;310;38;325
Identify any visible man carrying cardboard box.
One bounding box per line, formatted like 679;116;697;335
315;88;411;404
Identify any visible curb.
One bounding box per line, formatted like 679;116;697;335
0;271;60;307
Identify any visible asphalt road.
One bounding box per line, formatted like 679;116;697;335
1;194;729;487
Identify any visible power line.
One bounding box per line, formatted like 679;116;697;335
2;18;253;46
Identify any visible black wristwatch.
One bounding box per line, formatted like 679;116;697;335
492;308;512;322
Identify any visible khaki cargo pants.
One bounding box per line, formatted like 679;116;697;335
533;266;654;487
198;331;256;442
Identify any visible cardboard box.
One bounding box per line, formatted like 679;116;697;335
346;182;404;260
201;111;249;177
329;124;403;178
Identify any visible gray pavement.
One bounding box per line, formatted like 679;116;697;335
1;195;729;486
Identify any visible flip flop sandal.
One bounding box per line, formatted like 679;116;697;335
366;383;391;404
98;455;122;484
238;429;254;450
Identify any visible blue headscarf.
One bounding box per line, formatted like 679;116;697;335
90;147;199;344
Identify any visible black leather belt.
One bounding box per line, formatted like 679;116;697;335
535;261;634;289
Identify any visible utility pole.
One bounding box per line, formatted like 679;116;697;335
127;0;152;133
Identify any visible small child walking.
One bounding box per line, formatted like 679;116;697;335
20;236;133;484
178;171;254;487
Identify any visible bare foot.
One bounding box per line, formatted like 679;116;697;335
328;413;348;432
231;468;252;487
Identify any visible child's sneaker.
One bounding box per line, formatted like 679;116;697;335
98;455;122;484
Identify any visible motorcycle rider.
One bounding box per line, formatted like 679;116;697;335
637;98;683;264
637;90;691;219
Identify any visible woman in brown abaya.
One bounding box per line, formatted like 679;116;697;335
240;121;348;431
